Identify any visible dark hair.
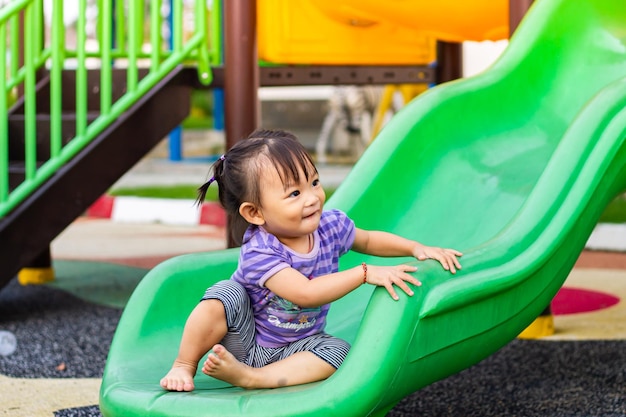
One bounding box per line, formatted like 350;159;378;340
198;129;318;245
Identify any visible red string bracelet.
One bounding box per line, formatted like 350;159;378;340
362;262;368;284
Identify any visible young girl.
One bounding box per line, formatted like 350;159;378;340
160;129;462;392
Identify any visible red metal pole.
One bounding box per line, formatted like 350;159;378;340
224;0;259;149
435;41;463;84
509;0;534;36
223;0;259;247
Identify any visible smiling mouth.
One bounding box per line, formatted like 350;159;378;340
303;210;320;220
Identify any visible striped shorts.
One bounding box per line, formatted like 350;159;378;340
202;280;350;369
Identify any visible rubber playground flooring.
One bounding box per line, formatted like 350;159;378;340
1;218;626;416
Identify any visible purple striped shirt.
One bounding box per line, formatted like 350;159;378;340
232;209;356;348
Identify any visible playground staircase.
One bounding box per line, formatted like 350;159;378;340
0;66;193;290
0;0;215;291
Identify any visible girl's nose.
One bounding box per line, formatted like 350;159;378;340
304;190;320;206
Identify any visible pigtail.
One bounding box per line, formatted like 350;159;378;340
196;155;225;207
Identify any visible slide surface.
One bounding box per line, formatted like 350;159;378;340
100;0;626;416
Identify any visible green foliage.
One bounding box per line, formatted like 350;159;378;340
110;184;212;201
182;90;214;129
599;194;626;223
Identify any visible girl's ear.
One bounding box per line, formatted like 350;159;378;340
239;202;265;225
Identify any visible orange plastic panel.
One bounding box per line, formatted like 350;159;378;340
311;0;509;42
257;0;436;65
257;0;509;65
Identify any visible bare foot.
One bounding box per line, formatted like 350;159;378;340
202;344;256;388
160;360;197;392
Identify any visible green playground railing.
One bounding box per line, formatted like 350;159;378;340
0;0;220;218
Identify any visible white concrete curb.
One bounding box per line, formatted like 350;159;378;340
86;195;226;227
111;197;201;226
586;223;626;252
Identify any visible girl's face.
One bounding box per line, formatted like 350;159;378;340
256;162;326;244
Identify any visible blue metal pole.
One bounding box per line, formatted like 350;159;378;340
167;0;182;161
213;88;224;131
212;0;225;132
169;127;183;161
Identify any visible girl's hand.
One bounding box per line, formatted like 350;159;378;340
365;264;421;301
413;245;463;274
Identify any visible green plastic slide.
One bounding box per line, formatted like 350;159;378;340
100;0;626;415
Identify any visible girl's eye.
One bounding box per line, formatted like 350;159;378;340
312;179;320;187
289;190;301;198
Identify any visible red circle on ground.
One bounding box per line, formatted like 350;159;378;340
551;287;620;315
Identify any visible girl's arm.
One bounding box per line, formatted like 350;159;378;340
265;263;420;308
352;228;463;274
265;228;462;308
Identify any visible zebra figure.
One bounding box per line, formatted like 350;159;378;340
315;86;384;164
